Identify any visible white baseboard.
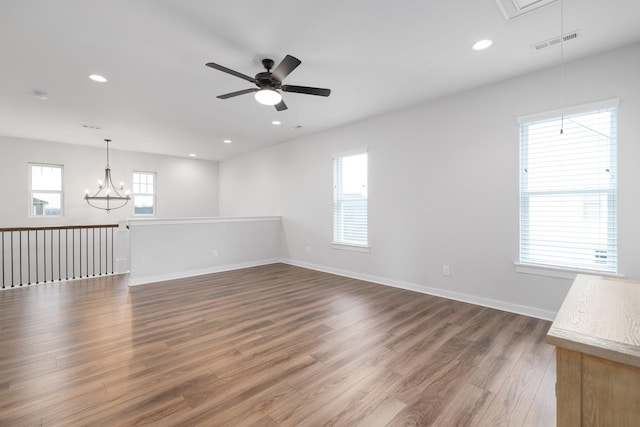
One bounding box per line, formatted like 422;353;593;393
281;258;557;321
128;258;281;286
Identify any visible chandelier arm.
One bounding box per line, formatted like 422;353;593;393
84;197;130;212
84;195;131;201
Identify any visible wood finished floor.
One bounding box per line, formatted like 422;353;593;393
0;263;556;426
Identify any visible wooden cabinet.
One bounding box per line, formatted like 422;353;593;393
547;275;640;426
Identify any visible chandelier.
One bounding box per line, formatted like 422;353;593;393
85;139;130;212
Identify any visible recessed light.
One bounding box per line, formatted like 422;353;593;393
223;139;232;144
89;74;108;83
189;153;197;157
472;39;493;51
272;120;282;125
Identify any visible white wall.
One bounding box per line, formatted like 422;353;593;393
0;136;219;227
128;217;282;285
219;42;640;319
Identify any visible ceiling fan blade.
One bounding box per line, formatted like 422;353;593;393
271;55;301;82
206;62;256;83
217;88;258;99
274;99;288;111
281;85;331;97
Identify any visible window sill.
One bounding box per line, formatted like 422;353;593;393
514;262;623;280
331;242;370;253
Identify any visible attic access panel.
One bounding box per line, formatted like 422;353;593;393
495;0;558;20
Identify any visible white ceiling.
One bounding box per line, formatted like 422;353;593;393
1;0;639;160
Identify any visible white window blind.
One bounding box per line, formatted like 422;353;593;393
519;101;617;273
333;151;368;246
132;171;156;215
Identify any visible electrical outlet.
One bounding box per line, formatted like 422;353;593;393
213;249;219;257
443;265;450;276
306;246;311;254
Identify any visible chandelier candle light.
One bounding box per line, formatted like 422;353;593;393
85;139;130;212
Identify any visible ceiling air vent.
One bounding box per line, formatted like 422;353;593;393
495;0;558;21
531;30;581;50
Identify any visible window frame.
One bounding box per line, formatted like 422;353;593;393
132;170;157;216
28;163;64;217
332;149;369;252
517;98;619;276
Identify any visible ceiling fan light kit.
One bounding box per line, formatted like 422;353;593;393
206;54;331;111
255;88;282;105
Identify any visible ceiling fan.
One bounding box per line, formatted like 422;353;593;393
206;55;331;111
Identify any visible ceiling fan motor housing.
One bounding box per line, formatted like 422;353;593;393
255;71;277;88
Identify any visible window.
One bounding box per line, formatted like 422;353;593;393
132;171;156;215
519;99;618;273
29;163;63;216
333;151;368;248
